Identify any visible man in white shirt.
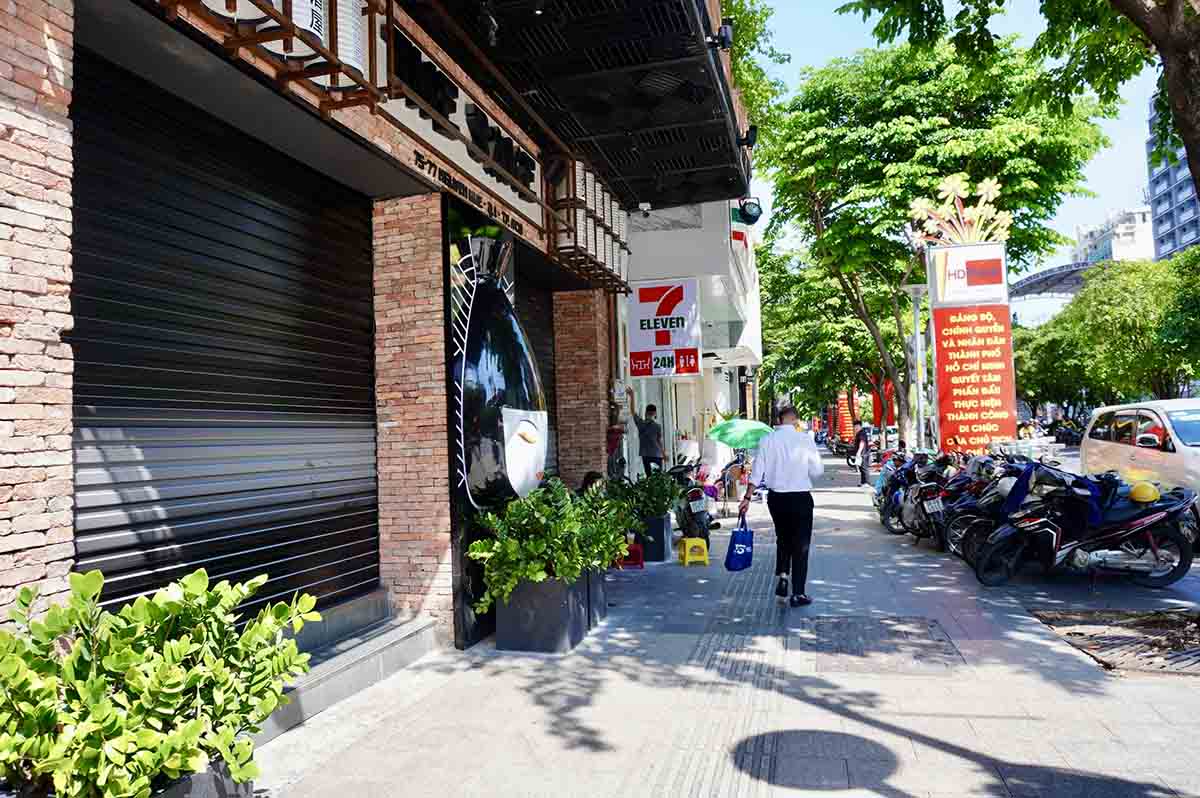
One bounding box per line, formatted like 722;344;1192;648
740;406;825;607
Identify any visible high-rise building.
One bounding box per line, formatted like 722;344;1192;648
1072;207;1154;263
1147;99;1198;259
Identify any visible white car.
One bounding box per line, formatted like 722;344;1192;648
1080;399;1200;490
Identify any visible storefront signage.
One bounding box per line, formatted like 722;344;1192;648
627;279;701;378
393;30;536;196
414;151;525;238
927;242;1017;454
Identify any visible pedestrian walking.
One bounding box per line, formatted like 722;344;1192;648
627;386;664;474
740;406;824;607
852;420;871;487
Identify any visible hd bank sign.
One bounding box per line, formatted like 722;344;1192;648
627;279;702;378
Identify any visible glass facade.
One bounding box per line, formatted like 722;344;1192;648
1147;101;1198;259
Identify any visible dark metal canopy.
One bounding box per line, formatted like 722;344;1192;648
1010;261;1092;299
405;0;752;210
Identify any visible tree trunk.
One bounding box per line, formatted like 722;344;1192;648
1161;37;1200;197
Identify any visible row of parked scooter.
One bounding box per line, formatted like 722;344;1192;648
871;449;1200;588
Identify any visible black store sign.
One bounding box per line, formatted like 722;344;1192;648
391;33;536;196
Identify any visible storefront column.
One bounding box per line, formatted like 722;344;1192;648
0;0;76;616
373;194;454;636
552;289;610;488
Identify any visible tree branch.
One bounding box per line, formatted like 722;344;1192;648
1107;0;1171;44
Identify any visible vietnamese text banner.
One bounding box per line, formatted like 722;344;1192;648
933;304;1018;454
627;279;702;377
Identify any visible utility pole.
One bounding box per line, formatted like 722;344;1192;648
901;284;928;450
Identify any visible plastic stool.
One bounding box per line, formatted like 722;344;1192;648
679;538;709;567
618;542;644;569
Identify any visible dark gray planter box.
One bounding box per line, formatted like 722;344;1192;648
1;763;250;798
586;568;608;628
641;514;672;562
496;575;587;653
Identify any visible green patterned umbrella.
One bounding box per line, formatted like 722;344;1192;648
707;419;773;449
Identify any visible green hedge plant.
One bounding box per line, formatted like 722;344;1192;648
467;478;641;613
0;569;320;798
630;471;681;520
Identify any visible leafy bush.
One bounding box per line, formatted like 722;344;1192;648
467;478;640;613
629;471;681;519
577;482;635;570
0;569;320;798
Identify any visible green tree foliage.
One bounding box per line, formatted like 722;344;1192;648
764;39;1107;436
757;243;902;420
721;0;790;155
1013;319;1117;421
1161;245;1200;365
839;0;1200;194
1055;258;1195;400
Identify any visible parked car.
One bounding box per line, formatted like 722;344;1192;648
1080;399;1200;490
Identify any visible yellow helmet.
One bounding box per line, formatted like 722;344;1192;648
1130;481;1161;504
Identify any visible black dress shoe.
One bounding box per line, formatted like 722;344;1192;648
789;594;812;607
775;577;789;598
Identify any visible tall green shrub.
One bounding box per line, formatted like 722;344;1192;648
0;569;319;798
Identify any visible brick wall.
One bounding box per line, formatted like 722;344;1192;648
0;0;76;617
373;193;454;637
552;290;610;488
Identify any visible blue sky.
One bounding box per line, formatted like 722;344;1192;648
751;0;1158;276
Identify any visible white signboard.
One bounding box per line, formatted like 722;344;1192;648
627;279;702;378
926;242;1009;308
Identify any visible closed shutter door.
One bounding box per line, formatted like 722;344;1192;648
71;49;378;613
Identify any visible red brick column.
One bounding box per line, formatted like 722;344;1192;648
373;194;454;637
0;0;76;616
552;290;610;487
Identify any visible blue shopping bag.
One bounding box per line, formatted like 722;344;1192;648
724;513;754;572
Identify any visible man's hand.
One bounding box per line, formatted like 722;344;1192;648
739;496;751;516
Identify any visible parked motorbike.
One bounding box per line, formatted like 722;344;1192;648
666;460;714;545
974;464;1199;588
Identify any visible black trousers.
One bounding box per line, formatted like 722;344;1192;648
642;456;663;474
858;450;872;485
766;491;815;594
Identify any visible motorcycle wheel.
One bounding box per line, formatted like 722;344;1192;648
975;537;1025;587
1131;523;1193;588
846;456;856;468
933;521;949;553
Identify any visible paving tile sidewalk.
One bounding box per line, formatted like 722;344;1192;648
257;456;1200;798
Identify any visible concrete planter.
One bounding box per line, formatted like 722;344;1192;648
586;568;608;628
1;763;251;798
496;575;587;653
641;514;672;562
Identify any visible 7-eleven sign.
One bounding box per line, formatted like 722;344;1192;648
627;279;702;377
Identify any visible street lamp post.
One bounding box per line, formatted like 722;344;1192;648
901;283;928;450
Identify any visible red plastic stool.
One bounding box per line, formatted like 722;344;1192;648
618;542;645;569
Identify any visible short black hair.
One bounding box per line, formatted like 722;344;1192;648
898;439;907;449
646;404;657;414
777;406;798;423
853;420;863;427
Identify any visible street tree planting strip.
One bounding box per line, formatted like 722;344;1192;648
1032;610;1200;675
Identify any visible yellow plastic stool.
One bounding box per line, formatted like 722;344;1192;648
679;537;710;567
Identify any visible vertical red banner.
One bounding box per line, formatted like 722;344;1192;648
932;304;1018;454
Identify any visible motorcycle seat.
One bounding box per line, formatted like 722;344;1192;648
1099;500;1147;526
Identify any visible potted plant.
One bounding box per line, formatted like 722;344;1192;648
577;483;636;627
630;471;681;562
468;479;590;653
0;568;320;798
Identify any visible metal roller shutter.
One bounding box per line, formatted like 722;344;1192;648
70;49;379;613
